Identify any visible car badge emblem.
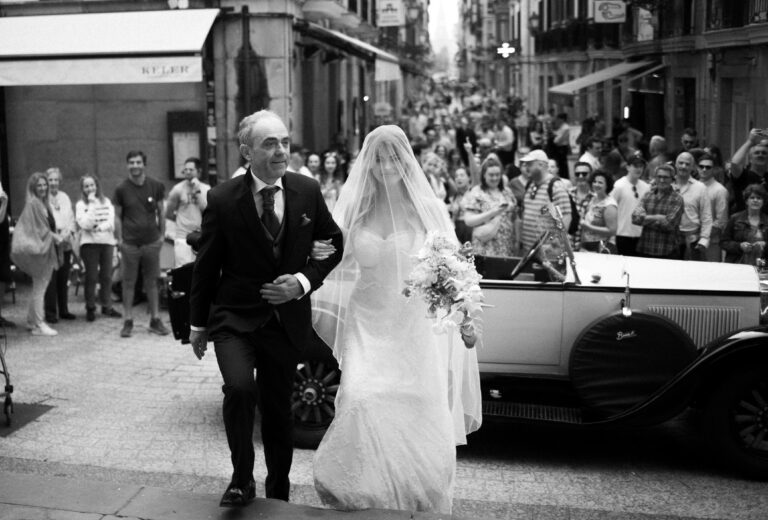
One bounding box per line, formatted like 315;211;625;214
616;330;637;341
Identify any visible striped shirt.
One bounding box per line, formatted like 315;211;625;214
521;175;572;250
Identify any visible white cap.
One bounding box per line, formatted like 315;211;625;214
520;149;549;163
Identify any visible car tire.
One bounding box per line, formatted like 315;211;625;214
702;366;768;480
292;356;340;450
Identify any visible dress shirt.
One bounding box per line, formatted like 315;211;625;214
676;177;713;247
702;178;729;232
578;151;601;173
48;191;76;247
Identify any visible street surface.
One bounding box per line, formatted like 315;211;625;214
0;282;766;519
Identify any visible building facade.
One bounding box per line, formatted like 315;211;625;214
0;0;429;215
457;0;768;159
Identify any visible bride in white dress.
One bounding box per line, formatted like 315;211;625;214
311;125;482;514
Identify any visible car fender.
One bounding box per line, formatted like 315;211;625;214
594;327;768;426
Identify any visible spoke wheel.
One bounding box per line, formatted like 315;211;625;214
292;359;340;449
703;366;768;479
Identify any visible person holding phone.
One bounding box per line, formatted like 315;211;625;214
461;155;518;256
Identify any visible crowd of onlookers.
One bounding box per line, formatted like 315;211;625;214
4;152;195;337
6;81;768;335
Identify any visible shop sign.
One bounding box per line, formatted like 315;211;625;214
377;0;405;27
594;1;626;23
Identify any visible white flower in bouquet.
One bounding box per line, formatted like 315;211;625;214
402;231;485;348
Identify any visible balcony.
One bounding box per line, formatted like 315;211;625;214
534;19;620;54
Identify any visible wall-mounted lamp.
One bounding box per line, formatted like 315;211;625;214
528;12;540;35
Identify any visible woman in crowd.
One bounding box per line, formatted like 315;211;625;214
75;175;121;322
447;166;473;244
579;170;618;253
10;172;61;336
422;152;455;203
548;159;573;190
316;152;344;211
462;155;517;257
528;120;545;150
721;183;768;265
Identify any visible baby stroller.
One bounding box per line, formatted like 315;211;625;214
0;325;12;426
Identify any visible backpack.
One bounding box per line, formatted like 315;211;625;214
524;177;580;235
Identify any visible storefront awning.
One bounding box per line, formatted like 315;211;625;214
0;9;219;85
295;21;401;82
549;60;657;97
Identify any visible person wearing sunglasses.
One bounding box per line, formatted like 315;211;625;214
675;152;713;261
570;162;594;251
631;164;684;259
611;152;650;256
697;153;729;262
730;128;768;213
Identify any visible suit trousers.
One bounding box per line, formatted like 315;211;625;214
214;317;298;501
44;250;72;319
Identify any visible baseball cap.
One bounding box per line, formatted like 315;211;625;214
628;151;647;166
520;149;548;163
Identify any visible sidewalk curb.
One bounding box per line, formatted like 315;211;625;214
0;471;459;520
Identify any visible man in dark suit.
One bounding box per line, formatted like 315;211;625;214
189;110;343;507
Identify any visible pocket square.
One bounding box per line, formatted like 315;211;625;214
300;214;312;227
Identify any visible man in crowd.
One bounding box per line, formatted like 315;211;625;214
578;137;602;173
114;151;170;338
549;113;571;179
287;151;313;178
675;151;712;261
306;153;321;177
44;167;76;322
165;157;210;268
632;163;684;259
730;128;768;213
697;153;729;262
520;149;572;252
611;152;650;256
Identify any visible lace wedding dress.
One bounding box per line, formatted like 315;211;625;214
313;227;456;513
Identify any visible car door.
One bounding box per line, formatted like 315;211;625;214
478;279;565;375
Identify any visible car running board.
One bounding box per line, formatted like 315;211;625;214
482;401;583;424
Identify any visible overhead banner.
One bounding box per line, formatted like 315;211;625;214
0;56;203;86
594;0;627;23
377;0;405;27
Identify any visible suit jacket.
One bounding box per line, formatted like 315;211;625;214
189;170;343;350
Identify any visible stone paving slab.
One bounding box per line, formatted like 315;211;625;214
0;473;140;515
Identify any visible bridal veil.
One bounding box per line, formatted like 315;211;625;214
311;125;482;444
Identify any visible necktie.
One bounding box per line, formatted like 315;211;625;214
261;186;281;239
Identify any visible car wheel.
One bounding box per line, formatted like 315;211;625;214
703;366;768;480
292;358;340;449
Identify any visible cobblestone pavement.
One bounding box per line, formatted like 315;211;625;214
0;283;766;519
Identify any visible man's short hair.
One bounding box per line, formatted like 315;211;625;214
697;153;714;164
585;137;601;149
126;150;147;165
682;127;697;137
184;157;202;170
573;161;593;173
238;110;284;147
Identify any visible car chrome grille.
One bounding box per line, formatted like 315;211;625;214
648;305;742;348
482;401;582;423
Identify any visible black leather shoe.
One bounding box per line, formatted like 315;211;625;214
60;312;76;320
219;480;256;507
45;315;58;324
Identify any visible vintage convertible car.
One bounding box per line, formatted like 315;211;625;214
168;246;768;479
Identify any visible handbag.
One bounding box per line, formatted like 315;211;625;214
472;216;502;243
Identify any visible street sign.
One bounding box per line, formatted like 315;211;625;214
594;1;626;23
377;0;405;27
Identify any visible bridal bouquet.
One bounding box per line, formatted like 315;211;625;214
402;231;485;348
